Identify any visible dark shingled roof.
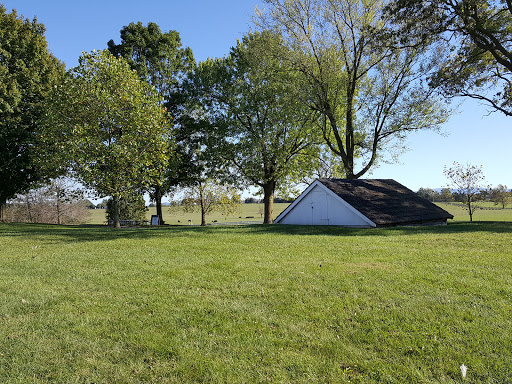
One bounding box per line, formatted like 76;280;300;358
318;178;454;226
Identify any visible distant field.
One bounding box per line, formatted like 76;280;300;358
436;202;512;222
86;203;292;225
0;222;511;383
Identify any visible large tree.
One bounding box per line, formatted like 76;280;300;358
107;21;196;224
46;50;169;228
193;32;322;223
0;6;65;220
256;0;450;179
386;0;512;116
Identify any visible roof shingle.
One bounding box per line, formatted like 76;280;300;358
318;178;454;226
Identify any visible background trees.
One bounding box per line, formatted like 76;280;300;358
3;178;89;224
256;0;451;180
490;184;510;209
0;5;65;220
193;32;322;223
46;50;169;228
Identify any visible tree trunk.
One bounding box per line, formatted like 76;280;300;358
263;181;276;224
56;199;62;225
0;199;6;222
200;187;206;226
113;195;121;228
154;185;164;225
25;195;33;223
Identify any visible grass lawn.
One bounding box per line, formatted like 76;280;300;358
0;222;511;383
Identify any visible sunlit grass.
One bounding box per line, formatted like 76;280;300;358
0;222;511;383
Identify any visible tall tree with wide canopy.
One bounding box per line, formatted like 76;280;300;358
387;0;512;116
193;32;321;223
0;6;65;220
108;21;196;224
257;0;451;179
46;50;169;228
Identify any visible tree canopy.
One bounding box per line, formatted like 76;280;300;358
45;50;169;228
0;5;65;219
387;0;512;116
256;0;451;179
192;31;322;223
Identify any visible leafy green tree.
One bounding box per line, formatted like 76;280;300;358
108;21;196;224
106;193;147;224
443;162;487;221
256;0;451;179
193;32;321;223
0;6;65;220
46;50;169;228
387;0;512;116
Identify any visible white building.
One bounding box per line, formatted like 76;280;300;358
274;179;453;227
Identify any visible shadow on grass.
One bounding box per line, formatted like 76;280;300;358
0;221;511;244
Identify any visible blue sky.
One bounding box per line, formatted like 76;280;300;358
4;0;510;193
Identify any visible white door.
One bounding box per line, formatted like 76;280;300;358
311;190;329;225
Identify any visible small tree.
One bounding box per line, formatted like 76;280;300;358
173;180;241;226
443;162;487;221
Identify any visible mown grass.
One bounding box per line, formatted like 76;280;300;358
0;222;511;383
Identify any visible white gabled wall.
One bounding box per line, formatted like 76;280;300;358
275;182;376;227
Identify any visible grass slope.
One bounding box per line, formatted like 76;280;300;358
0;222;511;383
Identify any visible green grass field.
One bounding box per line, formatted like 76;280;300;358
1;221;511;383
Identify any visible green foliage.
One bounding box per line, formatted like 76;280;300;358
106;193;147;223
416;187;439;202
0;5;65;211
490;184;511;209
193;31;322;223
108;22;196;224
387;0;512;116
45;50;169;227
107;21;195;113
1;222;511;382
